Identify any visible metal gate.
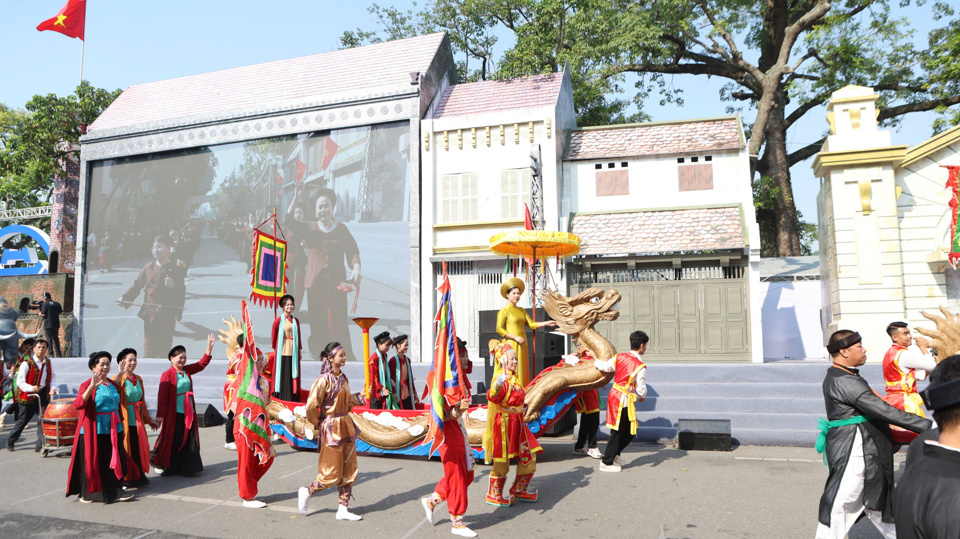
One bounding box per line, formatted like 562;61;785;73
570;266;750;362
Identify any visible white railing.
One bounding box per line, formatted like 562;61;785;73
0;206;53;221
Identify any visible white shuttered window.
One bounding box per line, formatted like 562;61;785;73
500;169;530;220
440;173;478;223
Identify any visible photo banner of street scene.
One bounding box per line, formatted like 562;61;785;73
83;122;411;361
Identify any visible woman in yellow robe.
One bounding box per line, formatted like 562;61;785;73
495;277;556;386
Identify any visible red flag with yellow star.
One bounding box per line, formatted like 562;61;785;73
37;0;86;40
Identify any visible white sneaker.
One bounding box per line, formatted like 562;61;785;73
242;499;266;509
153;467;164;475
587;448;603;459
0;412;7;426
421;497;435;524
452;525;478;537
224;442;237;450
297;487;310;515
117;493;135;502
599;463;622;473
336;504;362;521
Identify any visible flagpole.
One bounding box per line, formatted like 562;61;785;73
79;38;84;89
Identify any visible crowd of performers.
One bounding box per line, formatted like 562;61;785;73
0;291;652;537
816;321;960;538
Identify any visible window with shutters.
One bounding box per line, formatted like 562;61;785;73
439;173;479;223
678;164;714;191
595;170;629;196
500;169;530;220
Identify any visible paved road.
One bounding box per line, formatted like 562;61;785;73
0;419;890;539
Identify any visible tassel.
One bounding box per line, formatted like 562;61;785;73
504;256;511;275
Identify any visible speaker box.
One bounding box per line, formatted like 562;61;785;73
197;403;225;428
677;419;732;451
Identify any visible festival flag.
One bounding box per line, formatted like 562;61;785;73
524;203;534;231
249;230;288;307
294;157;307;183
945;165;960;269
227;301;275;474
424;262;468;455
36;0;86;40
275;171;284;186
321;137;339;171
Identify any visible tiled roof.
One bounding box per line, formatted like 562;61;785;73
570;206;745;255
433;72;563;117
90;33;447;132
565;117;743;160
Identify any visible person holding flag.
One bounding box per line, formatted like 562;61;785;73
420;264;477;537
228;302;275;509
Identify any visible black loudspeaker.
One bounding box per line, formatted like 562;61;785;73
197;404;225;428
677;419;732;451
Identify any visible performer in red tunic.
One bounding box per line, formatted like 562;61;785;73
152;334;214;477
882;321;936;417
568;348;602;459
389;334;418;409
483;341;542;506
368;331;395;409
66;351;132;503
421;341;477;537
270;295;302;402
8;339;57;451
595;330;648;472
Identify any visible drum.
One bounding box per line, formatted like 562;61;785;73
42;397;79;446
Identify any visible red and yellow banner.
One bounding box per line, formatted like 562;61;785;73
37;0;86;40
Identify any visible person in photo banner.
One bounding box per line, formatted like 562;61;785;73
287;184;360;360
117;235;186;358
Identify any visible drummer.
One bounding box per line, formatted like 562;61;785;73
7;339;57;452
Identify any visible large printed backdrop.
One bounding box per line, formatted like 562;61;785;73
83;122;411;360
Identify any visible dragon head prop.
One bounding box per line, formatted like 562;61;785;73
218;315;244;359
540;287;620;358
916;306;960;362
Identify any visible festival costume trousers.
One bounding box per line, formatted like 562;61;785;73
576;411;600;450
433;418;475;517
602;409;635;465
814;429;895;539
236;429;270;500
8;391;49;447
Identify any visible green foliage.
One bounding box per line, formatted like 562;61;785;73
0;82;121;209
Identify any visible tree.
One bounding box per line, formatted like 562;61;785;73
0;81;121;210
342;0;960;256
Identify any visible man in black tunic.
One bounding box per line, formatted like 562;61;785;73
894;354;960;538
816;329;931;539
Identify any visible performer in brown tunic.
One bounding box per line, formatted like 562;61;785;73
297;341;364;521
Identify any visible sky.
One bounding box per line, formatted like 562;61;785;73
0;1;950;252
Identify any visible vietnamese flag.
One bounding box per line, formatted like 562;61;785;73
37;0;86;40
294;157;307;184
321;137;339;171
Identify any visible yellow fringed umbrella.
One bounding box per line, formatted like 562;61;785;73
488;230;581;375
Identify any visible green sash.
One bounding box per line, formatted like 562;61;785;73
816;415;870;468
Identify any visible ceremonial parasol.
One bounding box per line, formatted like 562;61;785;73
488;230;581;376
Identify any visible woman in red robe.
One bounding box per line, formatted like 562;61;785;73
152;334;214;477
114;348;159;488
66;351;132;503
482;341;542;507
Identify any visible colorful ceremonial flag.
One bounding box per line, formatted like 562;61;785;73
321;137;339;170
228;301;275;472
945;165;960;269
249;230;288;307
424;262;468;455
524;203;534;231
37;0;86;40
